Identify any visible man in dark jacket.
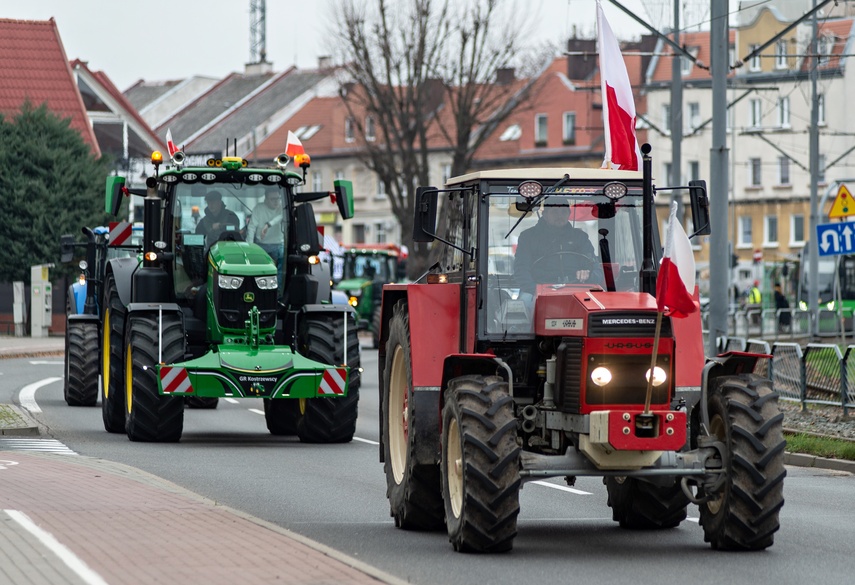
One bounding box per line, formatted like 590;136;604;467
195;190;241;244
514;200;597;294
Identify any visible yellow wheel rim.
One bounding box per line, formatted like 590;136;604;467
299;398;307;415
447;417;463;519
102;309;111;399
388;345;408;484
706;413;727;514
125;344;133;415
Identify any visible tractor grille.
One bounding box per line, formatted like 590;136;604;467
585;353;671;407
555;338;583;413
588;313;672;337
216;277;277;330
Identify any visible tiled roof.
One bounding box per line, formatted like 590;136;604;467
124;79;183;112
646;30;737;84
799;18;853;72
0;18;99;156
251;96;345;161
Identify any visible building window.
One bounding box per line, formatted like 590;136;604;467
749;158;762;186
818;94;826;125
353;224;366;243
764;215;778;245
739;216;753;247
689;160;700;182
375;222;387;244
312;170;323;191
663;162;673;185
345;117;355;143
777;96;790;128
562;112;576;144
681;54;692;75
499;124;521;141
688;102;700;131
790;214;805;245
375;175;386;199
365;116;376;141
442;163;452;184
775;40;788;69
749;99;762;128
749;44;761;71
662;104;671;135
334;169;345;181
818;35;831;65
778;157;790;185
535;114;548;145
728;44;736;68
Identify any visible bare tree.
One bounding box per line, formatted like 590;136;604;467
332;0;546;277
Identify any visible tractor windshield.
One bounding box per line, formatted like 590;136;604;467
342;254;393;281
484;189;645;335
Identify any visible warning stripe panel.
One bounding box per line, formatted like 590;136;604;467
108;221;133;246
160;366;193;394
318;368;347;395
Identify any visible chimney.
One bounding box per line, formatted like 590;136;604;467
318;55;332;69
245;61;273;76
496;67;515;85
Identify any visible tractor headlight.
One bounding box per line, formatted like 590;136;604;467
78;274;86;286
645;366;667;387
590;366;612;386
349;296;359;307
218;275;244;289
255;276;278;290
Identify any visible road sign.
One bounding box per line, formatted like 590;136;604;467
828;184;855;218
816;221;855;256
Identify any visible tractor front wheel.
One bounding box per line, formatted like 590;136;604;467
371;305;381;349
698;373;786;550
124;313;185;442
64;321;99;406
605;476;688;529
100;275;125;432
263;398;302;435
441;375;521;553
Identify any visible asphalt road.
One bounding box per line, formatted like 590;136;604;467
4;350;855;585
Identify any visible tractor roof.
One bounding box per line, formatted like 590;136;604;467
446;167;642;187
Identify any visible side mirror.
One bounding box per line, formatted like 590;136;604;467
413;186;438;242
105;176;126;216
60;235;75;263
334;179;355;220
688;180;711;236
294;203;321;256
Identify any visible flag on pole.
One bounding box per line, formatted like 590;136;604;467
285;130;305;157
597;1;642;171
166;128;178;156
657;202;698;318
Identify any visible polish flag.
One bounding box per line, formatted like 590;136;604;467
285;130;305;157
657;202;698;318
166;128;178;156
597;1;642;171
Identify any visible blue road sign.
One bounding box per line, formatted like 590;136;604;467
816;221;855;256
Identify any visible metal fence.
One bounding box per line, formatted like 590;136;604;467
701;307;854;343
713;336;854;416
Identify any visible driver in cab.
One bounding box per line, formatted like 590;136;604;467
514;199;597;295
196;190;241;244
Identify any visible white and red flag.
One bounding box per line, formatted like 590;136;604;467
285;130;305;158
597;1;642;171
657;202;698;318
166;128;178;156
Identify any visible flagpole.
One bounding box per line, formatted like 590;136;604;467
643;311;663;415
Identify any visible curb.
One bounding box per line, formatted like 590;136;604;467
0;404;40;436
784;451;855;473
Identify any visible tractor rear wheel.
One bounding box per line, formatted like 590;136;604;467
295;314;360;443
185;397;219;409
64;321;99;406
441;375;520;553
263;398;302;435
383;300;444;531
100;275;126;433
699;374;786;550
124;312;185;442
605;476;688;529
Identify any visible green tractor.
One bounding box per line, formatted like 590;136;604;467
334;244;406;348
100;146;360;443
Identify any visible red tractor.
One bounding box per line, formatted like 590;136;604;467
377;145;785;553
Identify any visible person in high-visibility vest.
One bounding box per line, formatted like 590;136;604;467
748;280;762;326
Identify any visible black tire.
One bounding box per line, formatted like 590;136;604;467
185;397;219;409
124;313;186;442
295;313;361;443
605;476;688;529
263;398;302;435
64;321;99;406
441;375;520;553
382;300;445;530
699;374;786;550
371;304;381;349
100;275;126;433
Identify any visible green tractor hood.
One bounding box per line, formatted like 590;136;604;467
209;241;277;276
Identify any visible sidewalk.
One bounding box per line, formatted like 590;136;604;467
0;333;64;359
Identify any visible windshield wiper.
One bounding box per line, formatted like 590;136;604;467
504;174;571;239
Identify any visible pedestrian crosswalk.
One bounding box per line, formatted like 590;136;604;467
0;438;77;455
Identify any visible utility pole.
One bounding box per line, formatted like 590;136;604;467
808;0;820;336
670;1;682;212
249;0;267;64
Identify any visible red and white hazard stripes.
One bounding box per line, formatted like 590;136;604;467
160;366;193;394
318;368;347;395
108;221;132;246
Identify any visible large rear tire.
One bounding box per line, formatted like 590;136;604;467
699;374;786;550
371;304;381;349
64;321;99;406
124;313;185;442
441;375;520;553
605;476;688;529
263;398;302;435
295;313;361;443
100;275;126;432
382;300;445;531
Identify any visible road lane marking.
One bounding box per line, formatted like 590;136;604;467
248;408;265;415
352;436;379;445
224;398;240;404
18;377;62;413
531;480;592;495
29;360;63;365
0;438;77;455
5;509;109;585
687;517;699;523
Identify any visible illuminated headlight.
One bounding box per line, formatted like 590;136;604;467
78;260;88;271
255;276;278;290
590;366;612;386
161;174;178;183
348;296;359;307
826;301;835;310
645;366;667;387
798;300;807;311
218;275;244;289
144;251;158;262
78;274;86;286
348;289;362;297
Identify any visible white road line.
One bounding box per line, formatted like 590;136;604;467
29;361;63;365
19;377;62;414
4;509;109;585
352;436;379;445
531;480;592;495
224;398;240;404
248;408;265;415
687;517;699;523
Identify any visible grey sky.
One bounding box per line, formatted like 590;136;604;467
5;0;661;92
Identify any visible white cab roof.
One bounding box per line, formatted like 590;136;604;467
446;167;643;186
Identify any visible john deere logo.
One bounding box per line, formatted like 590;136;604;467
243;292;255;302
